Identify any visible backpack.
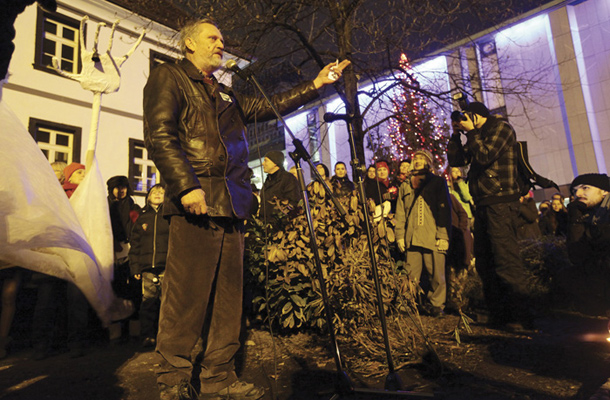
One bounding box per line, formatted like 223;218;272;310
515;141;559;196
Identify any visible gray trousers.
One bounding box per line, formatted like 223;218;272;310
405;248;446;309
156;215;244;393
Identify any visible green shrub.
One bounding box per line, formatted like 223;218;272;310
245;186;424;362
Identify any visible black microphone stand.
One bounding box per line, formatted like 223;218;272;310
324;113;434;399
236;68;433;399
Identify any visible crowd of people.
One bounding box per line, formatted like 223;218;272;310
253;101;610;334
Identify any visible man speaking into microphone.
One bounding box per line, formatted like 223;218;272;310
143;18;349;400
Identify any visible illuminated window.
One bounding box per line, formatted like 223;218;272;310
34;9;81;75
129;139;161;196
28;118;82;163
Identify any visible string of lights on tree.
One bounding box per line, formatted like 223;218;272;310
385;53;449;172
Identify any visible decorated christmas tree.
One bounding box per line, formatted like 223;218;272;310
386;53;449;172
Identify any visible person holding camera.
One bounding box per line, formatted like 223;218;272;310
447;101;534;330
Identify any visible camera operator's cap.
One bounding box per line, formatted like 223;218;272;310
465;102;490;118
570;173;610;193
265;150;285;169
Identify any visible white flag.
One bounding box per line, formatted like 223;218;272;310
0;99;131;325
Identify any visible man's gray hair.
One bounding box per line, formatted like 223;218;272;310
179;18;218;56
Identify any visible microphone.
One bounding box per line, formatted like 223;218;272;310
225;59;251;81
323;112;353;123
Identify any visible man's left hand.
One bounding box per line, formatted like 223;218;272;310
436;239;449;252
313;60;351;89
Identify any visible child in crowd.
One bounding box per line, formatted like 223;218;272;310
129;184;168;348
62;162;85;198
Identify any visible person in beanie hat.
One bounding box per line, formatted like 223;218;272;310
395;149;451;317
569;173;610;199
567;173;610;267
107;176;141;342
264;150;285;170
62;162;85;198
448;100;535;330
561;173;610;315
259;150;300;219
412;150;434;171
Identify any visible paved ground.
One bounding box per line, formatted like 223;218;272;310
0;315;609;400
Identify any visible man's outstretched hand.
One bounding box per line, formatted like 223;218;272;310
313;60;351;89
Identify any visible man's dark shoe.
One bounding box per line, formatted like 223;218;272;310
159;379;197;400
199;380;264;400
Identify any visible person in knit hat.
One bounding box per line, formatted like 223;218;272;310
62;162;85;198
395;150;451;317
567;173;609;267
412;150;434;171
259;150;300;219
106;175;141;342
264;150;285;170
559;173;610;315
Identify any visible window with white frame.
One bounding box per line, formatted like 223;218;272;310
34;9;81;75
28;118;82;164
129;139;161;196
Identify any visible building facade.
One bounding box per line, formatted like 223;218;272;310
4;0;242;204
261;0;609;197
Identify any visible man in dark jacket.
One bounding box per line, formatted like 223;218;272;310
567;173;610;268
129;184;168;348
564;173;610;313
448;102;533;330
259;150;300;219
143;18;349;400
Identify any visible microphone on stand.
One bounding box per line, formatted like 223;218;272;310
225;59;251;81
323;112;353;123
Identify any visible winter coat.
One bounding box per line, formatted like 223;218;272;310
395;171;451;252
108;196;140;246
448;194;473;268
516;197;542;240
449;179;473;219
260;169;300;219
330;175;355;198
364;176;385;205
129;204;169;276
539;209;567;237
143;58;319;219
447;116;520;206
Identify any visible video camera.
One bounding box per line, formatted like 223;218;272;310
450;92;470;123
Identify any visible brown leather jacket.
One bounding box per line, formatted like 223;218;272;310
143;59;319;219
